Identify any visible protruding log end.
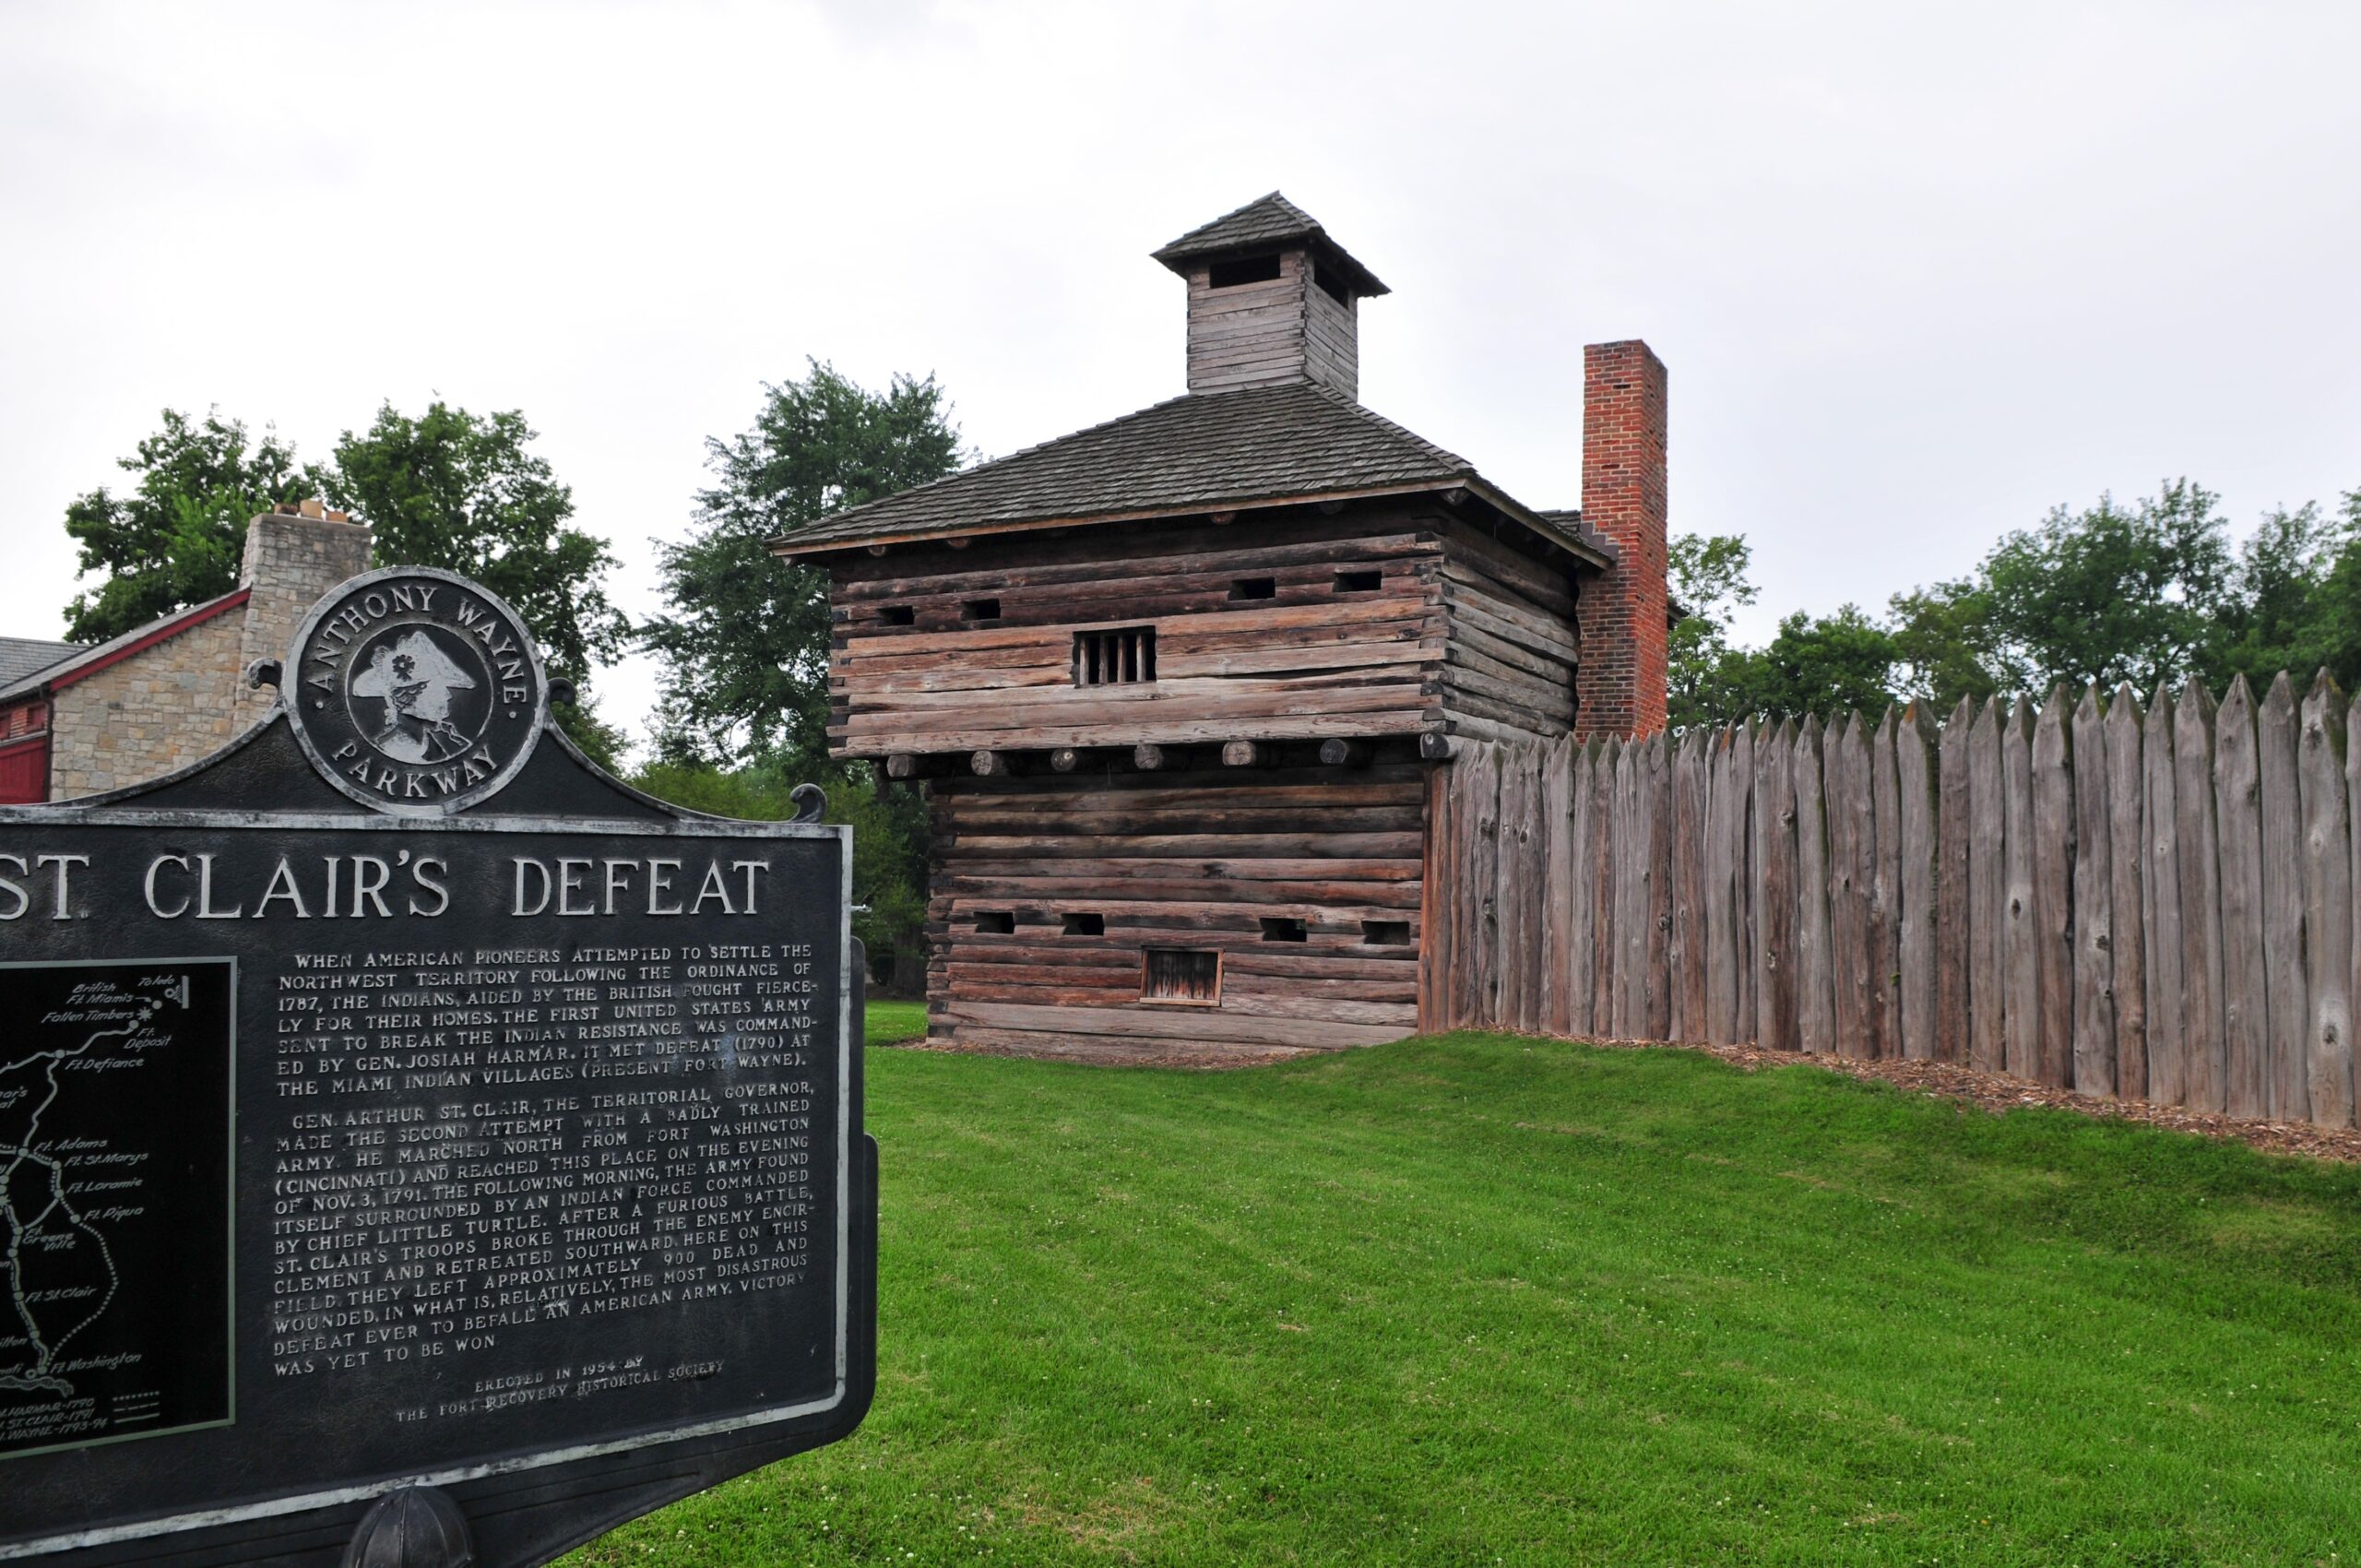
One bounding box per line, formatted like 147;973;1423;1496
884;754;919;780
970;749;1010;778
1133;743;1168;771
1318;739;1370;768
1418;731;1457;761
1221;741;1266;768
1050;748;1082;773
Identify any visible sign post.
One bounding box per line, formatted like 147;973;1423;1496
0;570;874;1567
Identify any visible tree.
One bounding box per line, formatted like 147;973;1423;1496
2207;498;2361;687
1665;535;1902;723
1975;481;2236;695
1666;532;1758;730
61;409;330;641
1886;577;2006;708
2289;491;2361;689
329;401;634;769
644;362;967;766
629;759;927;974
329;402;629;683
1719;607;1902;720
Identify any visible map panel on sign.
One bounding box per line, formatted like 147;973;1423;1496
0;958;234;1459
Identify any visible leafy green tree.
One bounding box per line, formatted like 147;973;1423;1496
644;362;967;766
630;759;928;980
1666;532;1758;730
2205;498;2361;687
329;401;629;683
1977;481;2236;695
2291;491;2361;688
61;409;331;641
1719;607;1902;719
639;362;966;984
1665;536;1899;724
328;401;633;769
1886;577;2006;709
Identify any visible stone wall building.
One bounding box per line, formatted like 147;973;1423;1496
0;503;373;802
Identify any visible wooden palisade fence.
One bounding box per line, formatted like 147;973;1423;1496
1424;671;2361;1128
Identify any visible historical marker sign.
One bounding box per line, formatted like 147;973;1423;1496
0;571;872;1568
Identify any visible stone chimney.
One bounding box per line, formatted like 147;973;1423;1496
1572;340;1670;742
238;500;374;719
1154;192;1388;400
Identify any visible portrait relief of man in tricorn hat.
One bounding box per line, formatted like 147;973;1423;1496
349;628;481;765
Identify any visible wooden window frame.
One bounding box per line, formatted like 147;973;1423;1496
1073;626;1157;687
1139;946;1223;1007
1207;254;1282;289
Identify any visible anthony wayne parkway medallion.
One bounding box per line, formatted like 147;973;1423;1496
285;566;547;815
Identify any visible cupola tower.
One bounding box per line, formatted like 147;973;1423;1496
1152;191;1388;400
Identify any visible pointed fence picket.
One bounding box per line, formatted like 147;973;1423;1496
1422;671;2361;1129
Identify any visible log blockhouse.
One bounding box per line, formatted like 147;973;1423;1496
777;193;1672;1062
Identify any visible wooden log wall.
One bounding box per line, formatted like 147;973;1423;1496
926;760;1424;1063
828;511;1580;759
1425;672;2361;1129
1181;249;1358;398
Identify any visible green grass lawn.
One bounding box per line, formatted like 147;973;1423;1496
572;1021;2361;1567
862;999;928;1046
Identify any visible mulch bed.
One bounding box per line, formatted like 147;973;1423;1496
884;1029;2361;1163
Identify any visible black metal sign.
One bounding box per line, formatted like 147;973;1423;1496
0;572;872;1568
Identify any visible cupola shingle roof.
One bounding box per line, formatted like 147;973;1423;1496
1151;190;1389;296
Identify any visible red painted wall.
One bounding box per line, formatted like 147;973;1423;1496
0;732;47;803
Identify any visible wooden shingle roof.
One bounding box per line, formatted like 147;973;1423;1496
1151;191;1389;297
771;382;1612;568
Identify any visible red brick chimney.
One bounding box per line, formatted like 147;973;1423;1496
1572;339;1669;742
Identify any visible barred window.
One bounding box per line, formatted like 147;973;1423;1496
1074;626;1156;686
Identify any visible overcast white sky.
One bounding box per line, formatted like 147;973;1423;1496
4;1;2356;754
